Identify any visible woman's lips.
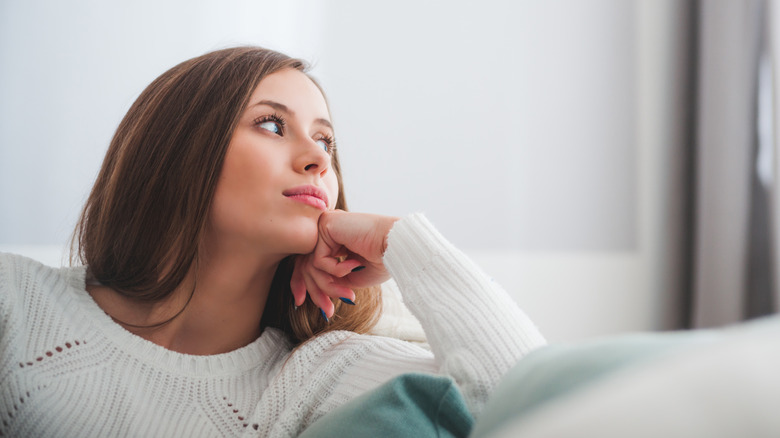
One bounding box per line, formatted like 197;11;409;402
283;185;329;211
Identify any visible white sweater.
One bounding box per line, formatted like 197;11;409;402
0;214;545;437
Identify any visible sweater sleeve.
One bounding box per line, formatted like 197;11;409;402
381;213;547;415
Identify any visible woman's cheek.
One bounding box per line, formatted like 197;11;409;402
326;176;340;210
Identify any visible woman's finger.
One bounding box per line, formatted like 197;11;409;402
317;211;399;265
304;276;335;317
312;254;364;277
308;265;356;302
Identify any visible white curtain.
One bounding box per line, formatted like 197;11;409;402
691;0;778;327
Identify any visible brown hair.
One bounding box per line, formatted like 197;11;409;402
71;46;381;345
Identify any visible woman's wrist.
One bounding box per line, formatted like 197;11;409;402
381;216;401;255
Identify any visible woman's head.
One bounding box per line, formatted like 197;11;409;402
73;46;380;344
208;67;340;258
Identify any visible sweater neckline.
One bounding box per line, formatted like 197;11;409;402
61;264;288;377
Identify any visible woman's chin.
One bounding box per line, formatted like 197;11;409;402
281;220;320;255
289;237;318;255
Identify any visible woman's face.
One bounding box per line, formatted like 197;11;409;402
207;68;339;257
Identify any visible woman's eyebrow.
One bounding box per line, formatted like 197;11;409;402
315;118;333;130
252;99;332;130
253;99;289;113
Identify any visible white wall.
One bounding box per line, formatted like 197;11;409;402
0;0;325;246
0;0;687;342
317;1;637;252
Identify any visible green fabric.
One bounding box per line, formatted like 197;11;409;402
300;373;474;438
469;331;716;438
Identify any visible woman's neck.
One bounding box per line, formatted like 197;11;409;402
88;248;282;355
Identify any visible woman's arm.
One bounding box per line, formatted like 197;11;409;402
382;214;546;413
292;212;546;415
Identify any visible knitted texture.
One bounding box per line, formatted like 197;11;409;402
0;214;545;437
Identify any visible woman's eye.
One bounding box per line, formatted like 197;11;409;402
315;135;336;153
315;139;330;152
258;120;282;135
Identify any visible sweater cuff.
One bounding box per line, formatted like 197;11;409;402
383;213;455;282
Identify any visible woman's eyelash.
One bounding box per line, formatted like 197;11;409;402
319;134;337;153
253;113;286;133
253;113;336;153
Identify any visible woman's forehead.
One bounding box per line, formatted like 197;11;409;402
249;69;330;123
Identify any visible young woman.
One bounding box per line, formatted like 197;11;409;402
0;46;545;437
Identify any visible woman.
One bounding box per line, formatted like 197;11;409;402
0;46;545;437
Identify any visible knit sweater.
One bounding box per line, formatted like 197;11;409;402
0;214;546;437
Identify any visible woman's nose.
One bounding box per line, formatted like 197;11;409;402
295;138;331;177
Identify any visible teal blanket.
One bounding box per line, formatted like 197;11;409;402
302;314;780;437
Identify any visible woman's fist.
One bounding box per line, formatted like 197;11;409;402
290;211;399;317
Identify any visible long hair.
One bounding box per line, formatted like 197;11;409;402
71;46;381;345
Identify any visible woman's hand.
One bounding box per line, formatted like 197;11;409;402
290;211;399;317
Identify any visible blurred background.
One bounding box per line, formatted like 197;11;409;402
1;0;778;342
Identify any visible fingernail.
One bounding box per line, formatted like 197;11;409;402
339;297;355;305
320;308;329;323
352;266;366;272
